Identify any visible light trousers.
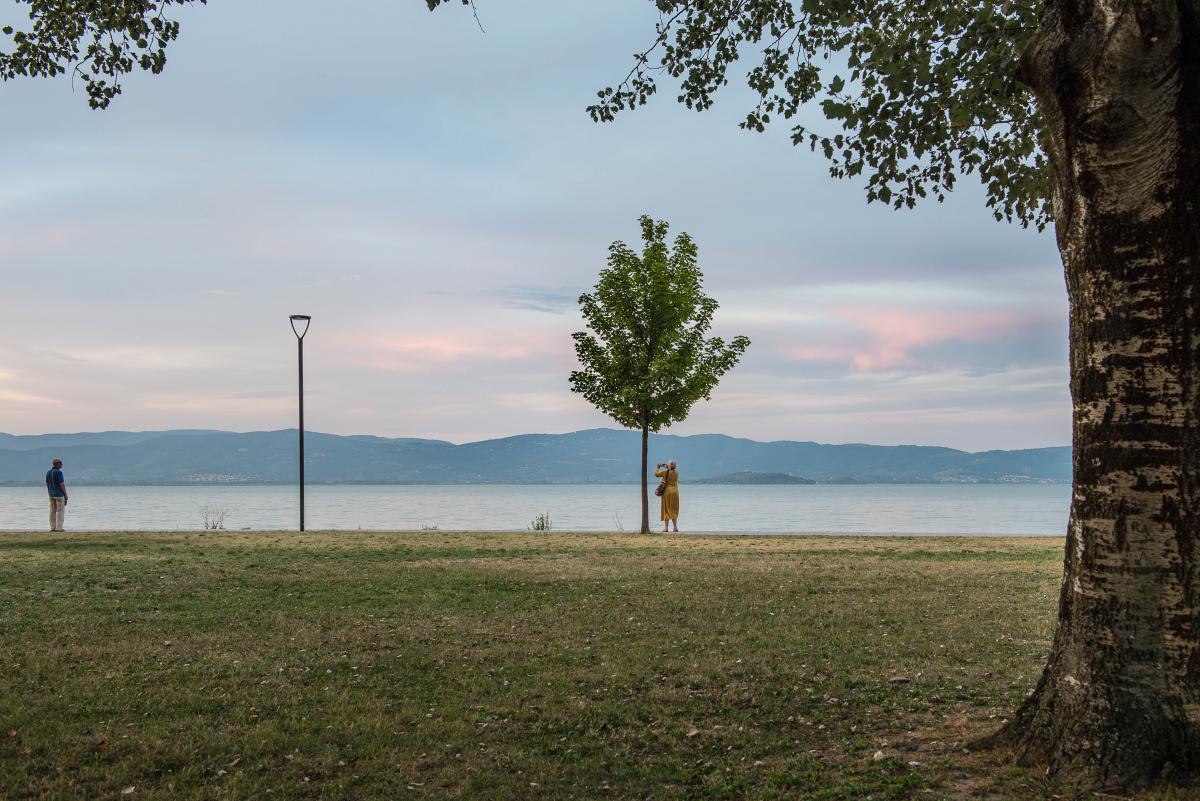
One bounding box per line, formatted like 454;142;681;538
48;497;65;531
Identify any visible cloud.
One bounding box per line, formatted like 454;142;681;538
486;286;579;314
787;308;1034;371
715;279;1064;376
70;347;235;372
663;364;1070;450
231;389;294;400
0;387;62;405
338;326;565;372
137;393;294;416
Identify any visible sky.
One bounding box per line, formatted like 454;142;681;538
0;1;1069;451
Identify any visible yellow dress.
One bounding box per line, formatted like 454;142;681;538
654;467;680;522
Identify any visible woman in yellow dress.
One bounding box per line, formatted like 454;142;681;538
654;460;680;533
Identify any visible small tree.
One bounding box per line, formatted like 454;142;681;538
570;216;749;534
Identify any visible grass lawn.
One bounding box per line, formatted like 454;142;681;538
0;531;1189;800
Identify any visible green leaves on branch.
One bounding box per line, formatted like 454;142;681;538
0;0;203;109
3;0;481;108
570;216;750;434
589;0;1052;229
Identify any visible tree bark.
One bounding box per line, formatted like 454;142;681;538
986;0;1200;789
640;421;651;534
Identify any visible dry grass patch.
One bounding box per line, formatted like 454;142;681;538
0;530;1189;799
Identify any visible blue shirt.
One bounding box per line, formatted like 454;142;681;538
46;468;65;497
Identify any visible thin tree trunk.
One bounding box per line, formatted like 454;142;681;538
640;421;651;534
983;0;1200;789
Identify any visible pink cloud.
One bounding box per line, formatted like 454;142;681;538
787;308;1033;371
336;327;563;372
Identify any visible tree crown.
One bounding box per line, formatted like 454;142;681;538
570;216;750;432
584;0;1049;229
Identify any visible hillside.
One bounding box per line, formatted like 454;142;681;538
689;471;816;485
0;428;1072;486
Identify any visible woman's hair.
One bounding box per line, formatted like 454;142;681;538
668;459;677;468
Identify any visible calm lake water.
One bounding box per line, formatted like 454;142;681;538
0;484;1070;535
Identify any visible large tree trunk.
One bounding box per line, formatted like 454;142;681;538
640;421;651;534
988;0;1200;790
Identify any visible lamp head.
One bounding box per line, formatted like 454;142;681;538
289;314;311;339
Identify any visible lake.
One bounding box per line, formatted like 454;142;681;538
0;484;1070;534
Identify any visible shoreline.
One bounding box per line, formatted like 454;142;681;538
0;528;1066;538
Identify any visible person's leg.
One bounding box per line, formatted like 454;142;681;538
49;497;56;531
57;498;66;531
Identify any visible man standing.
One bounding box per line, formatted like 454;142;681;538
46;458;67;532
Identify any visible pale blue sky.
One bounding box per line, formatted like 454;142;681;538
0;1;1068;450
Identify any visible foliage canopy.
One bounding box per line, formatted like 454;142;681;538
570;216;749;435
579;0;1051;229
0;0;203;109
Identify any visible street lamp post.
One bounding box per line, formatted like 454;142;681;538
289;315;311;531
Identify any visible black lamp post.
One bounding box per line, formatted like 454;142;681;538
289;315;311;531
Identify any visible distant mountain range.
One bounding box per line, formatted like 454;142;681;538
0;428;1072;486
